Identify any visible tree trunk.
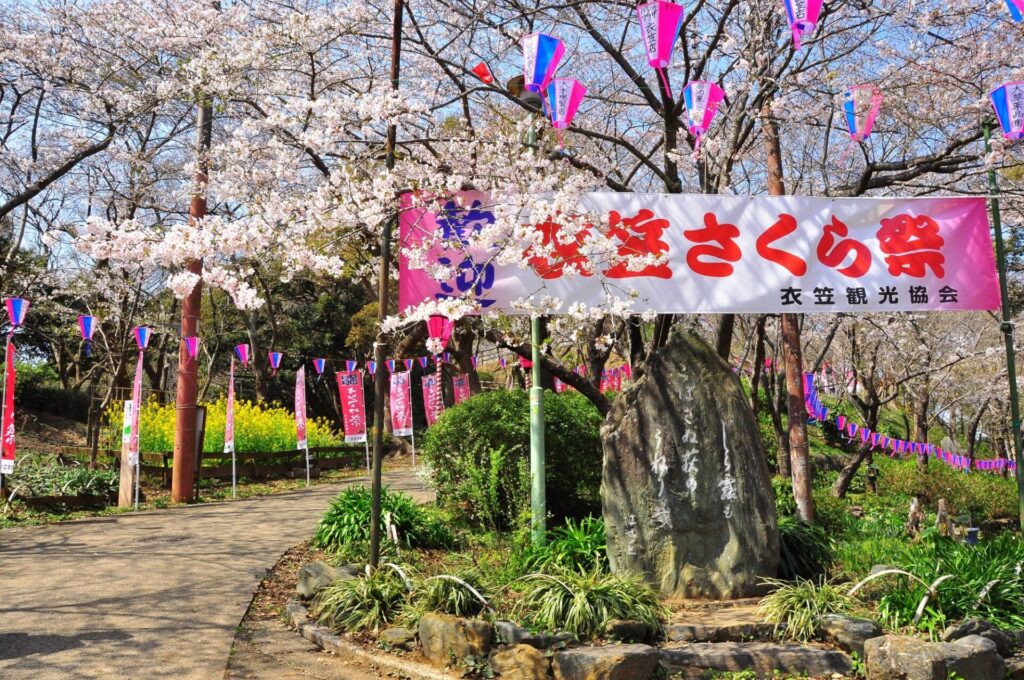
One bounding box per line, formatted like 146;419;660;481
914;391;930;473
967;400;990;459
716;314;735;361
781;314;813;522
750;315;766;415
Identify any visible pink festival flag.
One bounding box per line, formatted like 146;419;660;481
295;366;308;450
423;374;445;425
0;342;16;474
224;359;235;454
129;347;144;459
336;371;367;443
452;373;471;404
390;371;413;437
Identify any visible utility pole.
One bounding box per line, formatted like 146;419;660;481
370;0;405;569
762;98;814;523
983;120;1024;531
171;98;212;503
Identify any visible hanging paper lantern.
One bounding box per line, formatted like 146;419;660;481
782;0;823;50
386;359;398;373
268;351;283;375
403;359;414;371
546;78;588;147
1006;0;1023;22
183;336;200;360
844;85;883;142
426;315;455;354
345;360;358;372
470;355;478;368
78;315;98;356
234;344;250;366
4;298;28;328
636;0;685;98
418;356;429;369
682;81;725;153
521;357;533;369
313;358;327;375
443;352;453;364
134;326;152;350
366;361;377;376
521;33;565;93
471;61;494;84
498;356;507;368
991;82;1024;140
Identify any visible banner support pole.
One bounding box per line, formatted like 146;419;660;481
984;119;1024;531
530;315;546;546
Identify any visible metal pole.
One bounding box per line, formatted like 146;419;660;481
171;98;212;503
983;120;1024;530
370;0;404;570
530;316;546;544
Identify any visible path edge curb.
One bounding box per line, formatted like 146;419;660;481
285;600;451;680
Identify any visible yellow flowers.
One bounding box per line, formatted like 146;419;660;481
105;398;343;453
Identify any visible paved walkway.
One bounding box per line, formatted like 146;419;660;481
0;470;428;680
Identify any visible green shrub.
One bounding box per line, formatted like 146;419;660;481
773;477;797;517
812;489;852;536
758;577;857;642
415;571;489;618
524;516;608;574
312;486;454;553
313;566;411;632
517;571;668;641
421;389;603;529
7;454;118;498
778;516;833;580
876;456;1017;522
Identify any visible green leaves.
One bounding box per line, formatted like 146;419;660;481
523;516;608;574
758;578;857;642
778;516;834;581
311;486;454;553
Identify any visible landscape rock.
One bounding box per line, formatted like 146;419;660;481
552;644;660;680
494;621;530;645
1006;657;1024;680
295;561;359;598
818;613;884;656
418;613;492;667
604;618;657;643
490;644;550;680
941;617;1016;656
379;627;416;651
601;329;779;599
660;641;852;678
864;633;1005;680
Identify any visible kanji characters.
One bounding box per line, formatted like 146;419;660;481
436;256;496;306
437;199;495;247
683;213;741;277
780;287;803;305
877;214;946;277
816;216;872;277
846;287;868;304
813;286;835;305
878;285;899;304
524;219;593;279
756;214;807;276
910;286;928;304
604;208;673;278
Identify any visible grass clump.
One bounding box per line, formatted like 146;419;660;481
777;516;833;580
758;578;857;642
312;566;411;633
523;516;608;574
311;485;453;553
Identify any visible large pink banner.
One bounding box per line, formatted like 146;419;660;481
0;343;15;474
452;374;471;405
390;371;413;436
399;192;999;315
336;370;367;443
423;374;445;425
295;366;308;450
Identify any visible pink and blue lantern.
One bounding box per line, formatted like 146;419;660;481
782;0;823;50
78;315;98;356
403;359;414;371
521;33;565;94
1006;0;1023;22
5;298;28;328
184;336;200;360
313;358;326;375
844;85;883;142
366;361;377;376
134;326;152;350
268;351;283;375
546;78;588;147
345;360;358;372
682;81;725;152
418;356;429;369
991;82;1024;140
471;355;478;368
234;344;250;366
636;0;685;98
386;359;397;373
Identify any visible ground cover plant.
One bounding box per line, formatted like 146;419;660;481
312;485;454;553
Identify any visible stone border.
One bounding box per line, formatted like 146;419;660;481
285;600;452;680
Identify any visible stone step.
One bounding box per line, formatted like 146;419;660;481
666;621;774;643
660;641;853;678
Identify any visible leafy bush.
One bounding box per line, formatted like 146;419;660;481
312;486;454;553
6;454;118;498
778;516;833;580
313;566;411;632
421;389;603;529
517;571;668;641
415;571;489;618
868;532;1024;632
773;477;797;518
876;456;1017;522
105;398;343;453
524;516;608;574
758;578;857;642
